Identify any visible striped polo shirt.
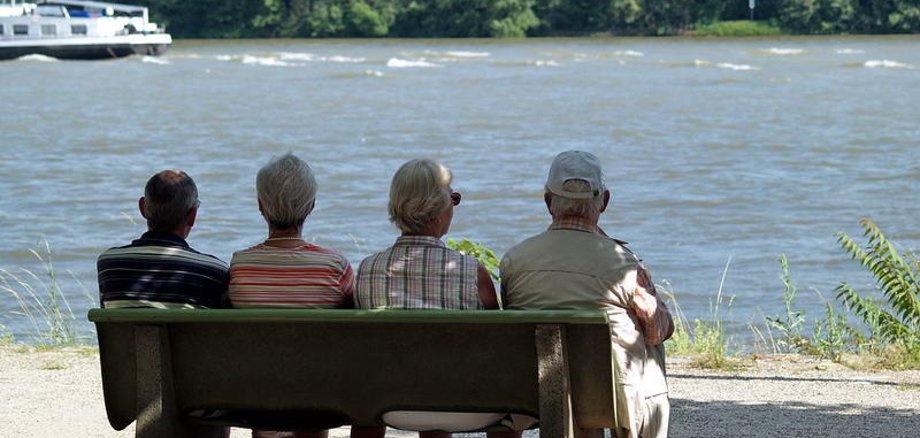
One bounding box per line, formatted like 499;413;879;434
229;243;355;308
97;231;230;309
355;235;483;310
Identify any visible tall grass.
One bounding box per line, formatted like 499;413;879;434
664;258;741;369
0;240;94;345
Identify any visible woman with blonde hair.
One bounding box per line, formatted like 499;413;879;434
356;159;521;438
356;158;496;310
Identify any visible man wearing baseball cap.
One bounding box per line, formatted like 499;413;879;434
500;150;673;438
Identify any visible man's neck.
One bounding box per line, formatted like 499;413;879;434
549;215;600;234
147;228;189;240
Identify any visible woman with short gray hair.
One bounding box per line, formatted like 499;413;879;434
229;153;355;438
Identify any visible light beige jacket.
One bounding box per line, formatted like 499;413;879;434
501;226;672;436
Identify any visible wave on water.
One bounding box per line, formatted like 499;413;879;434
836;48;865;55
443;51;490;58
717;62;758;71
141;56;169;65
764;48;804;55
386;57;442;68
242;55;291;67
687;60;758;71
15;54;58;62
526;59;560;67
864;59;915;70
278;52;366;63
406;50;491;62
326;55;366;63
279;52;316;62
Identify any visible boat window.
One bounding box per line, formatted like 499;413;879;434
0;24;4;36
41;24;57;36
71;24;87;35
13;24;28;36
35;5;67;17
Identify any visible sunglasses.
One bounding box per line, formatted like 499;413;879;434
450;192;462;206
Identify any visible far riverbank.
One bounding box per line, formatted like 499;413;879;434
1;346;918;437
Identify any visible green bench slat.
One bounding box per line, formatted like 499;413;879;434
88;308;608;325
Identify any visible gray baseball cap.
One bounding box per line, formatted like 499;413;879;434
544;150;605;199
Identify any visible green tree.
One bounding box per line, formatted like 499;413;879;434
346;1;392;36
778;0;857;33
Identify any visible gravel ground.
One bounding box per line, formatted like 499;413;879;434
1;347;917;438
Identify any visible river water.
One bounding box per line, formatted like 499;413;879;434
0;36;917;343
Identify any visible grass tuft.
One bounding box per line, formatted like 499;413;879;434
663;259;745;370
690;20;784;37
0;240;95;345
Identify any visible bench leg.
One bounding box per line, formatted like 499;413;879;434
535;324;574;438
135;325;225;438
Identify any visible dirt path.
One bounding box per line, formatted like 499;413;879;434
1;347;917;437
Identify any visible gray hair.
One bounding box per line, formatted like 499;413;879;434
257;153;317;230
389;159;452;234
548;179;604;218
143;170;199;231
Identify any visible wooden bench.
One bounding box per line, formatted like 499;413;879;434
88;309;617;438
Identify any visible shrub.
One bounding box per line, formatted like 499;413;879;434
836;219;920;365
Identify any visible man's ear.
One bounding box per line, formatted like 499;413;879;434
186;205;198;228
138;197;147;218
544;192;552;214
600;190;611;213
257;199;264;215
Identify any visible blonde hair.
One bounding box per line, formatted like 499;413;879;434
388;159;453;234
257;153;317;230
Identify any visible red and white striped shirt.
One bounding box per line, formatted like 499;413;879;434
229;243;354;309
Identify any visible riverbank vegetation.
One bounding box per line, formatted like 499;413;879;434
672;219;920;370
128;0;920;38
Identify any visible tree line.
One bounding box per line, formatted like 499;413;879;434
135;0;919;38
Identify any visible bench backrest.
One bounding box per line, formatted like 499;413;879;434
88;309;615;432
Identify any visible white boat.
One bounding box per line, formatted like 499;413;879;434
0;0;171;60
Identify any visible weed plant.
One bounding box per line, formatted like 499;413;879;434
0;241;94;345
764;255;807;353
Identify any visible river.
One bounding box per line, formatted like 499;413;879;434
0;36;917;344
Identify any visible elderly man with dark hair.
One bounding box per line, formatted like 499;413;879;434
97;170;229;309
500;151;674;438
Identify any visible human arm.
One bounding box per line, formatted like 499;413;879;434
339;262;356;309
630;266;674;345
476;263;499;309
